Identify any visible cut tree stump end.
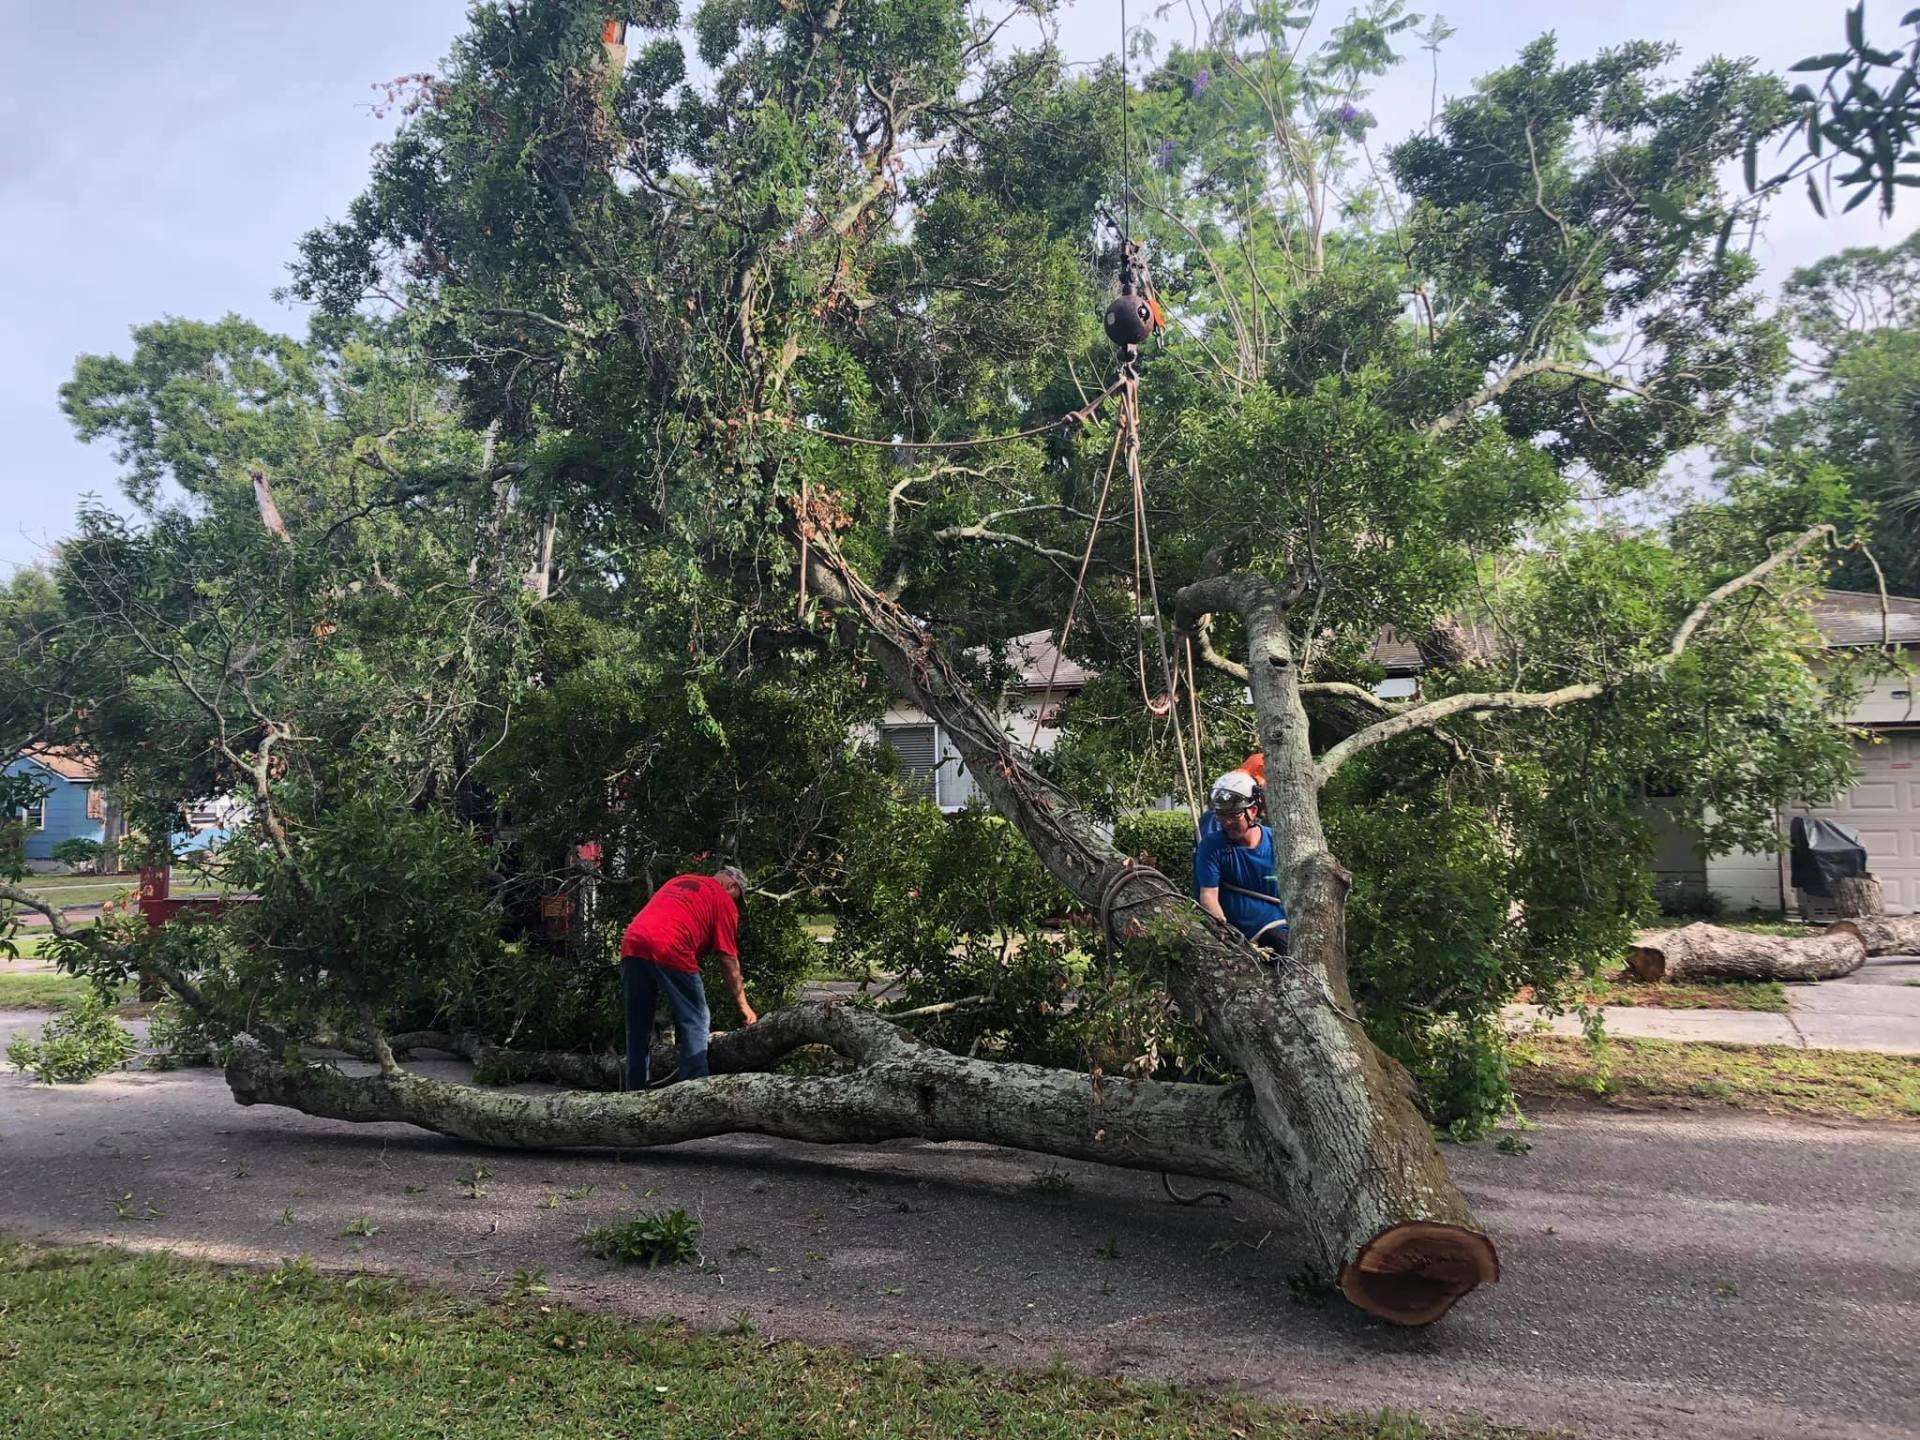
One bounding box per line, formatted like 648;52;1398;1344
1339;1221;1500;1326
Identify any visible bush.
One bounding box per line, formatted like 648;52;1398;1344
144;998;221;1071
5;992;136;1083
1112;810;1197;885
580;1208;702;1267
49;838;105;870
1654;879;1724;920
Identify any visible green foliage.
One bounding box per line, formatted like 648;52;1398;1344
1653;880;1725;921
49;839;105;869
16;0;1880;1145
144;999;223;1072
5;992;136;1084
1112;811;1197;885
580;1208;702;1268
1778;6;1920;219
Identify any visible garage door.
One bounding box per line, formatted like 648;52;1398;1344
1793;730;1920;915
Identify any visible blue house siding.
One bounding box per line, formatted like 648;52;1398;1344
5;758;103;862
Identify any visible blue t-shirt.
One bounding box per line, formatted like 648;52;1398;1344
1193;825;1287;940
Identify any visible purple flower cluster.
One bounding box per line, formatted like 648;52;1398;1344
1192;67;1212;96
1156;137;1176;169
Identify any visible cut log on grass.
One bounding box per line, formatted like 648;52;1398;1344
1833;874;1885;919
1827;914;1920;956
1625;923;1867;982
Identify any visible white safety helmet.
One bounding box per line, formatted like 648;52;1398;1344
1209;770;1260;815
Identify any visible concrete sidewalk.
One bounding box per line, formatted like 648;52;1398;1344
1508;954;1920;1054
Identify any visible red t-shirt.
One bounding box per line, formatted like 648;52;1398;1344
620;875;740;973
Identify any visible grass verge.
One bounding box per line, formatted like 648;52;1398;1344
1513;1036;1920;1122
1638;918;1807;937
0;1242;1543;1440
1584;975;1789;1012
0;971;111;1010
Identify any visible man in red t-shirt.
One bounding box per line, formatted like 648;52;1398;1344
619;866;755;1090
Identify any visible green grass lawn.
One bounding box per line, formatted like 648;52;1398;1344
0;971;125;1010
1639;917;1808;937
0;1243;1543;1440
1513;1036;1920;1122
1584;975;1790;1013
11;873;232;908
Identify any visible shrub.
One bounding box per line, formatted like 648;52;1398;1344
49;838;105;870
1654;879;1724;920
144;998;221;1071
1112;810;1197;887
5;992;136;1083
580;1208;702;1267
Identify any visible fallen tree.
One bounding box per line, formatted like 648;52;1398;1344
1827;914;1920;956
1625;922;1867;982
17;3;1884;1332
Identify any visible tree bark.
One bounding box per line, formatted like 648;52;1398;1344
812;553;1497;1324
1624;923;1867;982
1827;914;1920;956
228;1002;1257;1184
1833;874;1885;920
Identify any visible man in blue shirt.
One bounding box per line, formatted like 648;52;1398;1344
1193;770;1288;950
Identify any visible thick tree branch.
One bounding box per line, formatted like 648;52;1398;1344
1193;615;1250;683
1427;359;1658;437
1298;681;1400;715
227;1001;1258;1184
1315;524;1842;782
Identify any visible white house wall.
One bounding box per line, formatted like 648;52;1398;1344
1702;844;1786;916
1822;659;1920;726
873;699;1065;812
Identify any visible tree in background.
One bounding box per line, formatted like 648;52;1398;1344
1707;232;1920;591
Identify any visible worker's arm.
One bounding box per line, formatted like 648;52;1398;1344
1197;887;1228;924
715;952;756;1026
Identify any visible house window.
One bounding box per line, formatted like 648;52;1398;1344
879;724;940;804
86;787;105;821
21;796;45;830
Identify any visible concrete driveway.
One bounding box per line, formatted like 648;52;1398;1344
0;1017;1914;1440
1510;954;1920;1054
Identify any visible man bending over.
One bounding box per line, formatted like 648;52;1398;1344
618;865;756;1090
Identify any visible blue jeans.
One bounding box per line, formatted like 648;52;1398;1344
621;956;711;1090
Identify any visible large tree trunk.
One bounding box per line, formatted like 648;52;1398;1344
814;555;1497;1324
212;549;1498;1326
1625;923;1867;982
1828;914;1920;956
230;1003;1255;1181
1833;874;1884;920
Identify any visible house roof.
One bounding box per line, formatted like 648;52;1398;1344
1002;629;1094;691
1808;589;1920;649
15;746;97;782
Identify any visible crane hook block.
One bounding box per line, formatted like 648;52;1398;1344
1104;294;1156;348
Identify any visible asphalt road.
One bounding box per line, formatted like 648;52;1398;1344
0;1023;1914;1439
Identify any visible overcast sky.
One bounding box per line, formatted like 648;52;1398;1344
1;0;1912;577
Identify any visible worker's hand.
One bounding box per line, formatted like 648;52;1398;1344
739;1003;759;1027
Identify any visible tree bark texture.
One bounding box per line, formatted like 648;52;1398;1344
1624;923;1867;982
813;553;1497;1324
228;1002;1256;1183
1828;914;1920;956
1833;874;1885;920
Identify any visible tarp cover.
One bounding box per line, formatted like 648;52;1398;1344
1789;816;1869;897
